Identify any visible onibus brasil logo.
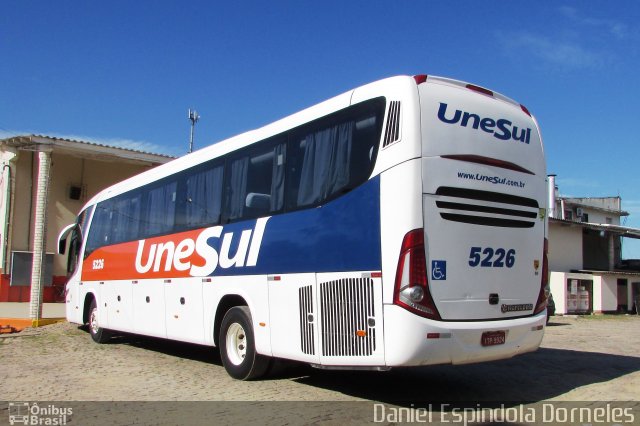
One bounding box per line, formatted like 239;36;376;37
8;402;72;425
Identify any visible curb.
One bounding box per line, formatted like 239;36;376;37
0;317;66;332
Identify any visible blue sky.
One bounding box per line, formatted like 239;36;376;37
2;1;640;257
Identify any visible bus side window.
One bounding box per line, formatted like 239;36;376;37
180;164;224;228
285;99;384;211
85;202;112;257
111;194;142;244
140;181;177;237
351;113;380;186
300;121;353;207
224;139;286;222
64;207;89;276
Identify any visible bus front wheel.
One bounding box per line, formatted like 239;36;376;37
88;299;111;344
219;306;269;380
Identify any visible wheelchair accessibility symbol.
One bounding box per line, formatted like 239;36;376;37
431;260;447;280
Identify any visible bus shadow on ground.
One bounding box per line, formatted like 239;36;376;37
84;327;638;404
97;329;223;365
545;320;571;327
84;326;314;378
291;347;640;404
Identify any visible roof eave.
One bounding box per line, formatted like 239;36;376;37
1;134;175;165
550;217;640;239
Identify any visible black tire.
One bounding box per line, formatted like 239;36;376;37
88;298;111;343
219;306;270;380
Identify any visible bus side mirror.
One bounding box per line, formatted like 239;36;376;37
58;237;67;255
57;223;77;255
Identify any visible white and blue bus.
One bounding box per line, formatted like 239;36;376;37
58;75;549;380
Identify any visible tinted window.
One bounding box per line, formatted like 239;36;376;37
180;164;224;228
85;201;113;254
111;192;143;243
85;98;385;251
287;98;384;210
224;138;286;222
67;208;90;274
140;180;177;237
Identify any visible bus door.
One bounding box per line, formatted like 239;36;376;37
57;223;83;323
57;206;93;324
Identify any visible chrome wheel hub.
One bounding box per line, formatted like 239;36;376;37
225;323;247;366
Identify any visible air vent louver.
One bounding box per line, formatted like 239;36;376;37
383;101;401;147
320;277;376;357
435;187;539;228
298;285;315;355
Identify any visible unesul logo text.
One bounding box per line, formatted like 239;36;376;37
437;102;532;144
135;217;269;276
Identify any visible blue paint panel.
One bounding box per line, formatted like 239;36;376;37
212;177;381;276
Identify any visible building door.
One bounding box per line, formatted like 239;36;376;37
632;282;640;314
617;279;628;312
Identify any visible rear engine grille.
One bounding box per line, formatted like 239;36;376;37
383;101;401;147
298;285;315;355
320;278;376;357
435;186;539;228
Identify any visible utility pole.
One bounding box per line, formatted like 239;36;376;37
188;108;200;153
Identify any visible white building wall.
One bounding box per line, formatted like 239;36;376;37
548;225;582;272
592;275;603;313
550;272;568;315
595;275;618;313
47;154;153;276
1;145;166;278
582;208;618;225
0;149;18;272
562;197;623;225
550;271;631;315
10;152;33;253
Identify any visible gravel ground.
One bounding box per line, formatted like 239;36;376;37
1;315;638;424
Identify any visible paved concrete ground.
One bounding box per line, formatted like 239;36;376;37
1;315;638;402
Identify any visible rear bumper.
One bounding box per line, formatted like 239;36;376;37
383;304;545;366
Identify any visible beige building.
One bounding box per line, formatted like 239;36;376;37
0;135;173;308
547;175;640;315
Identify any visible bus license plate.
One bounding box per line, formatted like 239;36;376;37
481;331;506;346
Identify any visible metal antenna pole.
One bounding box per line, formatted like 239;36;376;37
188;108;200;153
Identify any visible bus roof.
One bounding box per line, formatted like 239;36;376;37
82;74;537;209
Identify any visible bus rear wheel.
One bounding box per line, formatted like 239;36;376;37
219;306;270;380
88;299;111;343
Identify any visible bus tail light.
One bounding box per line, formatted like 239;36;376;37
466;84;494;97
533;238;550;315
414;74;428;85
393;229;441;320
